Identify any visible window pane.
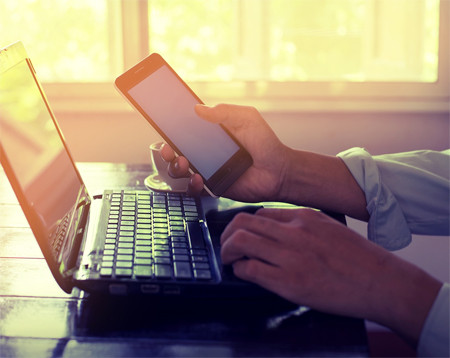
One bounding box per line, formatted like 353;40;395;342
148;0;235;81
0;0;121;82
269;0;440;82
148;0;440;82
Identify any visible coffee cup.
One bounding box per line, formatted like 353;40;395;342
145;141;189;193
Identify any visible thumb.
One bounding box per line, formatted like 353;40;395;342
195;103;255;131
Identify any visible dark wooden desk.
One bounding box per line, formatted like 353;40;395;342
0;163;369;357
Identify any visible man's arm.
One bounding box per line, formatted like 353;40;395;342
278;149;369;220
161;104;370;220
220;208;443;350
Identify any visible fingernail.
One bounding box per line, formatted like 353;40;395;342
195;104;208;113
174;158;183;172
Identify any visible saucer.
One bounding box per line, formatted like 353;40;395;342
144;172;190;193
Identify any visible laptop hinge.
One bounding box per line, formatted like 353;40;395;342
63;197;91;276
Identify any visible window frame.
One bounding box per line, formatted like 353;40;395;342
43;0;449;114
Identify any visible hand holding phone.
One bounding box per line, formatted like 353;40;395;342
115;54;252;196
161;103;290;203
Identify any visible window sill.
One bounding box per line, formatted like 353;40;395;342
43;83;449;115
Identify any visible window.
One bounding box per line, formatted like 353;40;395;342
0;0;122;81
149;0;440;83
1;0;448;112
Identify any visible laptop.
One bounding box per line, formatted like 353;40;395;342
0;41;279;298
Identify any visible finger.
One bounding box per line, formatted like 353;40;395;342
195;103;256;131
231;258;283;291
220;228;281;266
160;143;175;162
187;173;204;196
167;156;190;178
220;212;285;245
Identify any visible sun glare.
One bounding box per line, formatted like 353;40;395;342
0;0;441;82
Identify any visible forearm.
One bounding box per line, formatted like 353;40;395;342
368;253;442;348
279;148;369;220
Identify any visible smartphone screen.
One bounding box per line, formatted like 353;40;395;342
115;54;252;196
128;65;239;180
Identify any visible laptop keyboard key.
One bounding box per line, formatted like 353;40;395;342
117;248;133;255
116;261;133;268
134;265;153;278
100;268;113;276
192;255;209;263
115;268;132;277
194;269;212;280
134;257;152;265
173;254;190;262
135;245;152;252
172;248;188;255
154;257;171;265
154;250;170;258
174;261;192;280
155;264;172;279
187;221;205;248
135;252;152;259
192;262;210;270
101;260;114;268
116;254;133;262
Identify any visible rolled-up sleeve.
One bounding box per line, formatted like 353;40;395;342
337;147;450;250
417;283;450;357
338;148;449;357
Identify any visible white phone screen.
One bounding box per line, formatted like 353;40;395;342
129;66;239;180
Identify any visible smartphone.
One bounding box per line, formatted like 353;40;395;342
115;53;252;196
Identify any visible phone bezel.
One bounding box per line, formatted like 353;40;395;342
114;53;252;196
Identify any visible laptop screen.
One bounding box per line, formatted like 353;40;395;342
0;50;86;270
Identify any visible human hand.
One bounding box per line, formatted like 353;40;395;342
220;208;442;347
220;208;383;314
160;104;290;202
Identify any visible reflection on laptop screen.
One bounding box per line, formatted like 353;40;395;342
0;57;84;264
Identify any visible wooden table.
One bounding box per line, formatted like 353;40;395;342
0;163;369;357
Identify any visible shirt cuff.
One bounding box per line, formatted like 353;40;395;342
417;283;450;357
337;147;411;250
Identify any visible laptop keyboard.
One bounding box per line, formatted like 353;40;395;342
99;190;213;282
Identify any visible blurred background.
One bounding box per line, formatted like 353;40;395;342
1;0;447;161
1;0;449;353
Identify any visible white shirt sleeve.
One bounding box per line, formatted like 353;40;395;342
417;283;450;357
337;147;450;250
337;148;450;357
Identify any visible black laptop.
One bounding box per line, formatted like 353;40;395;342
0;41;283;298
